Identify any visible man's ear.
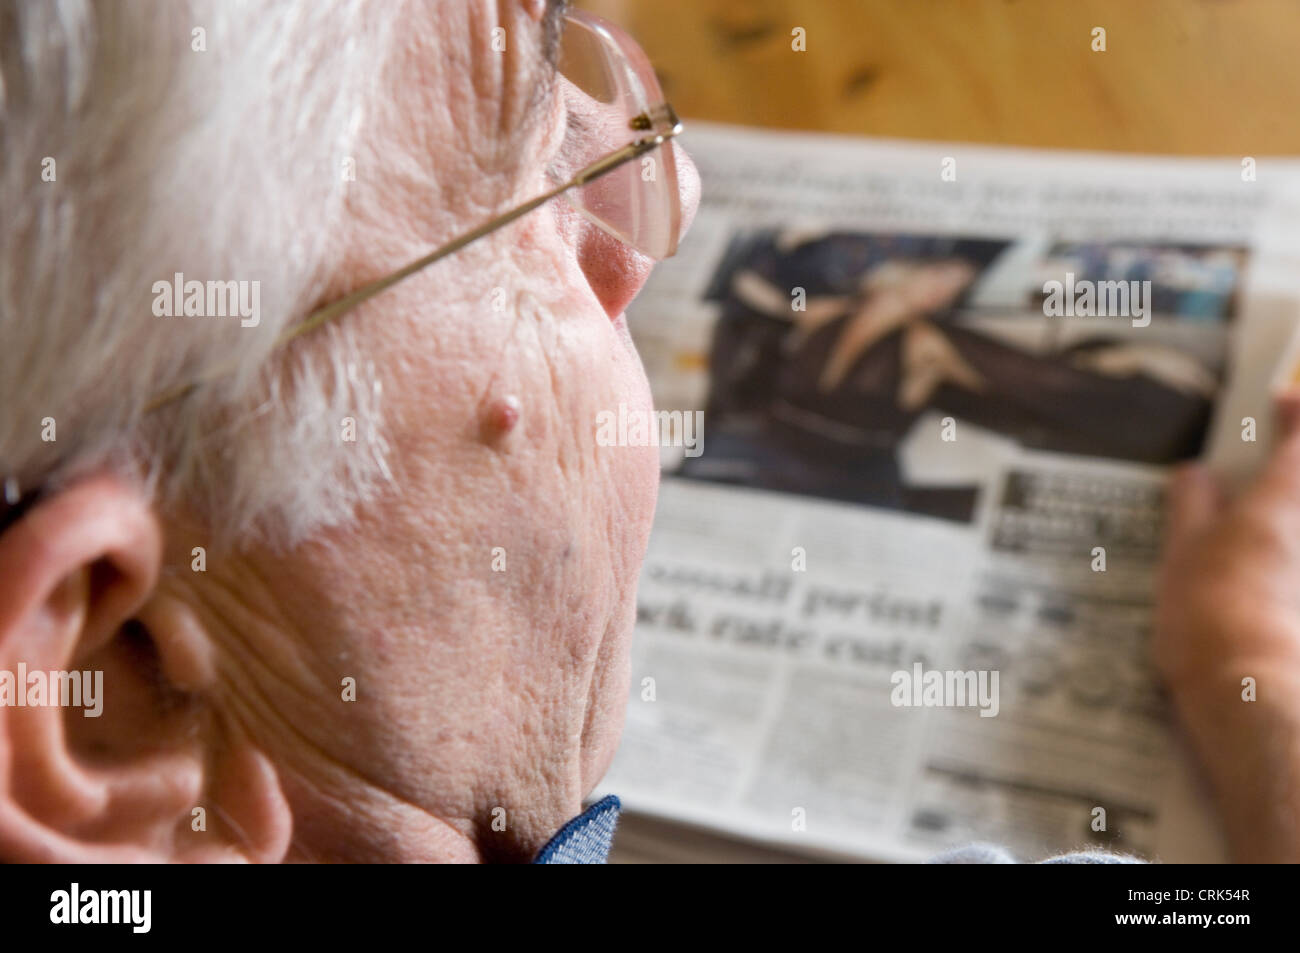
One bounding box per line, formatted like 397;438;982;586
0;473;292;862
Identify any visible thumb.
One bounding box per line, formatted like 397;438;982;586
1164;463;1224;551
1276;387;1300;446
1253;388;1300;505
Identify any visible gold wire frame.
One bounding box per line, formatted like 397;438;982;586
143;105;683;414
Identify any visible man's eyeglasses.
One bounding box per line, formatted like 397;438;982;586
145;7;684;412
1;9;684;533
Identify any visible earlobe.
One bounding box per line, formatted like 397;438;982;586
0;473;292;863
202;743;294;864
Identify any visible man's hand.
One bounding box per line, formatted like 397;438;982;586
1155;394;1300;862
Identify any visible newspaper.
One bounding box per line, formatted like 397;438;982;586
596;123;1300;863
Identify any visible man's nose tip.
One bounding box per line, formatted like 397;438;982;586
674;143;701;246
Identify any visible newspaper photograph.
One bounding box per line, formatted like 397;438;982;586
597;124;1300;863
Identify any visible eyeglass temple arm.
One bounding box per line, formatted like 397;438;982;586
143;114;682;414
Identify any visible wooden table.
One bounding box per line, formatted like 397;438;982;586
585;0;1300;155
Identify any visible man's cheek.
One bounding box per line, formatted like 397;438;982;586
611;332;661;520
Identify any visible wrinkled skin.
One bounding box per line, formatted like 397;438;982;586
0;0;698;863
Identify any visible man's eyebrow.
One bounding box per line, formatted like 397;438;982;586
542;0;567;71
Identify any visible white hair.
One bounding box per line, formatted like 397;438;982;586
0;0;403;548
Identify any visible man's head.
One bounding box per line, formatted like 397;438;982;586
0;0;698;862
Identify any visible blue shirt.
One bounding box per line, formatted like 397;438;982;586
532;795;1143;864
533;795;623;864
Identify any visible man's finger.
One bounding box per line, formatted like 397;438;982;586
1257;389;1300;494
1164;462;1223;550
1276;388;1300;445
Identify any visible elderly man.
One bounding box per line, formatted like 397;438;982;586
0;0;1297;865
0;0;699;863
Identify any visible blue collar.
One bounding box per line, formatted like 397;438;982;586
532;794;621;864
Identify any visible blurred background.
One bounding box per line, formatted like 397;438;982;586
586;0;1300;154
578;0;1300;863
